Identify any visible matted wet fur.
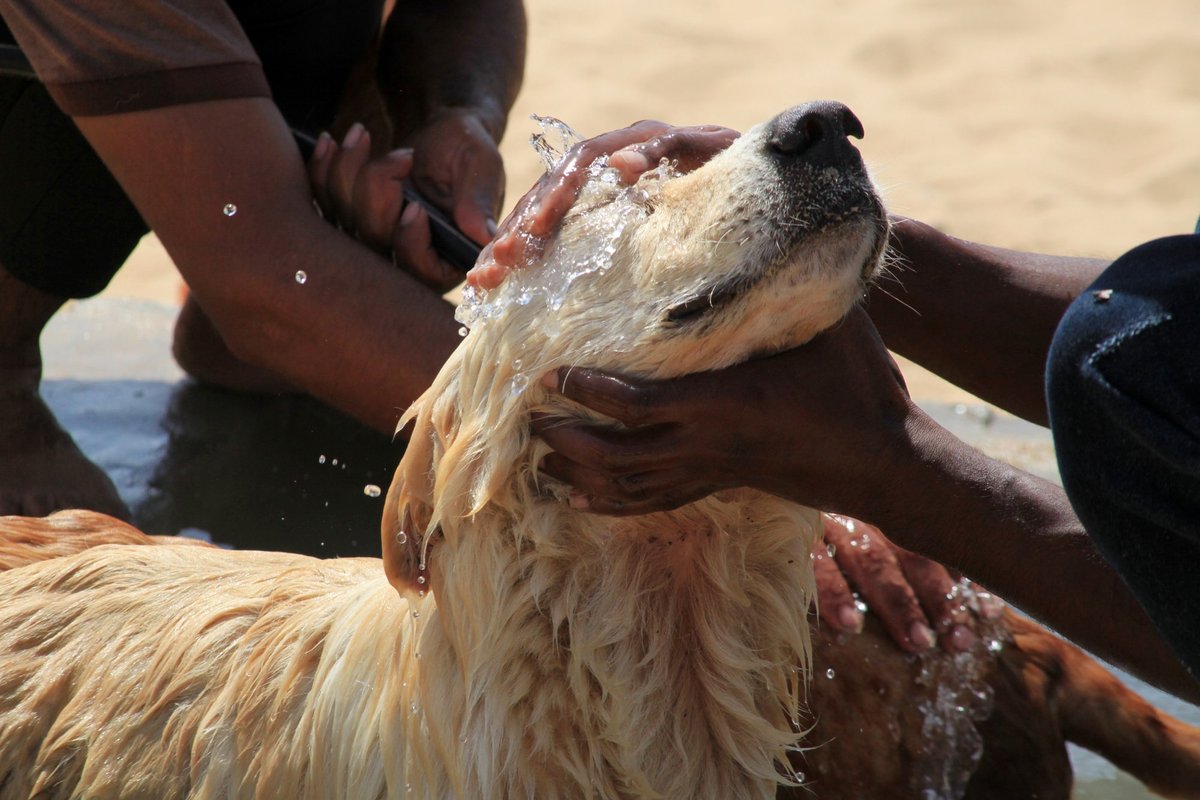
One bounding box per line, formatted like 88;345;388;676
2;103;1199;799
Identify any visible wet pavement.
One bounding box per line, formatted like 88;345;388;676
41;298;402;557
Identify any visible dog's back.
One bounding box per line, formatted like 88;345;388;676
0;513;419;800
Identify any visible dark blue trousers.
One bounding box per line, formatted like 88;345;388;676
1046;231;1200;678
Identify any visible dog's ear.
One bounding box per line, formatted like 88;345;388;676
381;366;452;595
381;337;539;595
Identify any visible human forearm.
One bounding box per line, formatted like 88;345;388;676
872;218;1107;424
379;0;527;141
862;407;1200;701
76;98;460;434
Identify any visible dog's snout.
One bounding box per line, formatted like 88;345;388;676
766;101;865;167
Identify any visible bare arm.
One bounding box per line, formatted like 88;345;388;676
377;0;527;243
76;98;459;433
537;310;1200;702
872;404;1199;702
872;218;1108;424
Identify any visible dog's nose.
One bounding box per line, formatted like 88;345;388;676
766;102;865;167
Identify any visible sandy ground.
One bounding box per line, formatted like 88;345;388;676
107;0;1200;406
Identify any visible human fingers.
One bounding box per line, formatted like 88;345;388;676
392;202;463;292
539;451;712;516
468;120;673;290
812;528;866;635
523;120;672;238
823;514;937;653
326;123;372;232
541;367;680;428
348;148;413;252
307;131;336;216
448;141;504;248
608;125;740;183
891;547;978;654
534;414;676;479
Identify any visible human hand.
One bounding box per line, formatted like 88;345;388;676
308;123;454;291
813;514;1003;654
534;306;913;519
308;112;502;291
468;122;740;291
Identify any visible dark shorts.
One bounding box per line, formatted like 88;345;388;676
0;0;384;298
1046;231;1200;678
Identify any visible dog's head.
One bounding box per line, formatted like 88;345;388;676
383;101;887;588
381;101;888;796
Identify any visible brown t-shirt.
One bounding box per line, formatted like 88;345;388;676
0;0;270;116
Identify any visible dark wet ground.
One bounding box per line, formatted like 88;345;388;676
41;298;402;557
39;297;1200;798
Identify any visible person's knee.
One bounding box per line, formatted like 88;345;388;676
1047;233;1200;434
1047;233;1200;538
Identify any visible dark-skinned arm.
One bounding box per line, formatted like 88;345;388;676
874;219;1108;424
378;0;527;245
536;309;1200;702
76;99;459;433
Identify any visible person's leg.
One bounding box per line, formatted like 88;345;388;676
0;77;146;518
1046;233;1200;678
0;265;128;517
172;291;296;395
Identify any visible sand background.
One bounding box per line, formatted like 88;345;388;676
109;0;1200;404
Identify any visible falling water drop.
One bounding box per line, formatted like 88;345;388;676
222;203;238;217
295;270;308;284
363;484;382;498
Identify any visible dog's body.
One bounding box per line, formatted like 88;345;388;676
1;103;1199;799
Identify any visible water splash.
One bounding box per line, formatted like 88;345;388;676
453;116;681;402
913;579;1005;800
528;114;585;172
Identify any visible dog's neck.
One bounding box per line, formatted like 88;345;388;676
410;480;819;798
383;298;825;797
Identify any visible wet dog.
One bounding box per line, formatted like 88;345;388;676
1;103;1198;799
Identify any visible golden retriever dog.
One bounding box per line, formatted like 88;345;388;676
1;102;1198;799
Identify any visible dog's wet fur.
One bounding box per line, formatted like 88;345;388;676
1;103;1198;799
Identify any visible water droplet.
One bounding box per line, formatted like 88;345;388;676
415;651;422;659
318;454;326;464
410;701;418;713
987;639;1004;654
825;668;836;679
854;599;868;614
418;589;426;598
294;270;307;284
826;543;837;558
363;484;382;498
417;575;426;585
222;203;238;217
458;326;468;337
331;458;338;466
396;530;408;545
794;770;806;783
412;610;420;619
